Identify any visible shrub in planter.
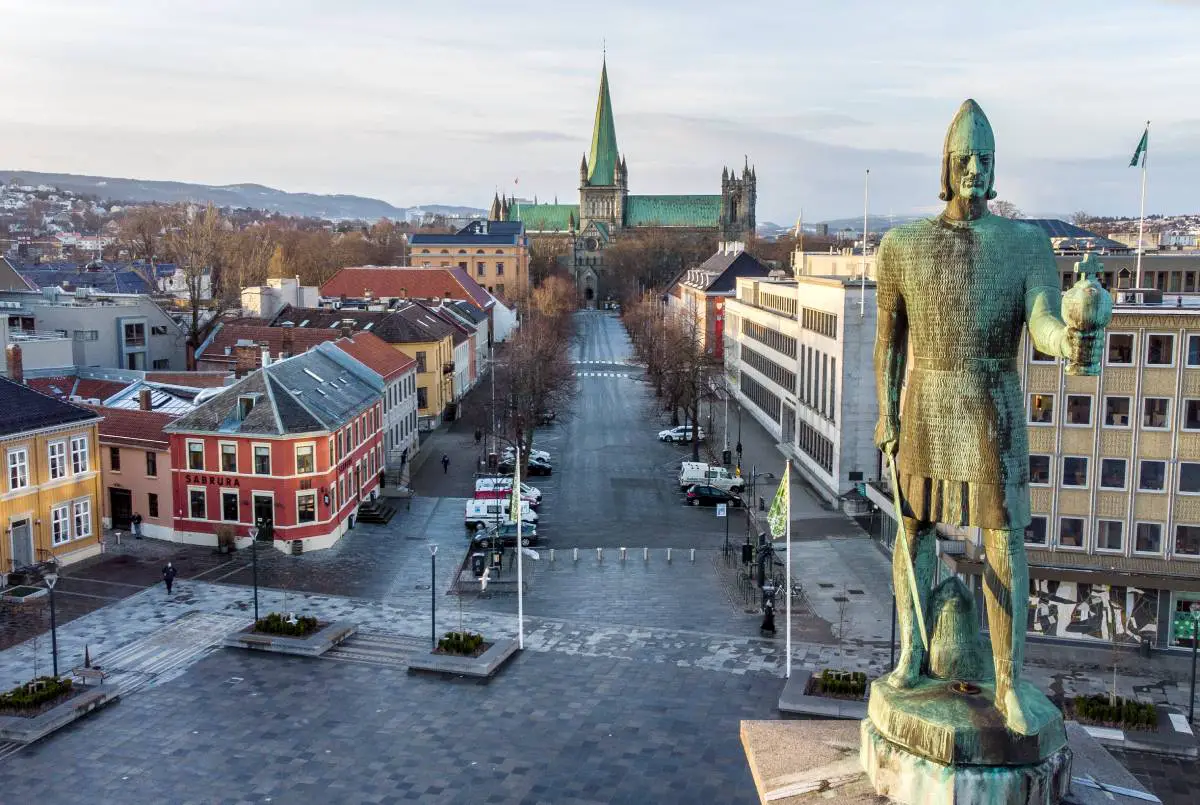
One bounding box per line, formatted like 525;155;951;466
254;612;319;637
216;526;237;553
0;676;74;712
812;669;867;699
1072;694;1157;730
437;631;486;657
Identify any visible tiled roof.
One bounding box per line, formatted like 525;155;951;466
74;378;132;402
25;376;77;399
144;372;231;388
331;332;415;381
197;323;338;365
0;377;101;437
23;376;131;402
506;203;578;233
87;405;174;450
319;266;492;310
10;259;152;294
625;195;721;228
447;299;488;325
270;303;459;346
680;251;770;294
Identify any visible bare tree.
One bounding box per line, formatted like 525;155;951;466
1069;210;1093;229
493;313;576;472
167;204;228;358
989;199;1023;219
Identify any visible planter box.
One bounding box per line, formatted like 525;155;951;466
223;621;356;658
778;670;868;719
1080;705;1198;760
407;638;519;679
1;585;48;603
0;685;119;744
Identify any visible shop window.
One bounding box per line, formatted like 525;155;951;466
1028;393;1053;424
1135;522;1162;554
1138;460;1166;492
222;491;239;522
1064;395;1092;426
1143;398;1170;429
1106;333;1134;365
298;492;316;523
1062;456;1088;488
189;489;206;519
1176;525;1200;557
1028;455;1051;485
1146;333;1176;366
1058;517;1085;549
1104;396;1130;427
1096;520;1124;552
1099;458;1127;490
1024;516;1048;546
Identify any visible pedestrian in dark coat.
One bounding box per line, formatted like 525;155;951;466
132;513;143;539
441;454;450;474
162;562;177;595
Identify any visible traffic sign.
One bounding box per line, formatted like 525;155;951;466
716;504;728;518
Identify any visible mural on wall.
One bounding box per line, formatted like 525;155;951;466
1027;580;1158;644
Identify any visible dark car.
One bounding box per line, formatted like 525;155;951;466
497;455;553;476
538;409;556;425
684;484;743;507
472;522;539;547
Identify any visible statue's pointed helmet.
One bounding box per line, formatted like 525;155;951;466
939;99;997;201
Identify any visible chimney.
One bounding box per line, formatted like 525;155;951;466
233;341;259;378
340;318;355;339
139;387;152;411
281;328;294;359
5;344;23;385
259;340;271;368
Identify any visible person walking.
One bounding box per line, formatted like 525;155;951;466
474;428;482;446
162;562;177;595
441;454;450;474
132;512;143;539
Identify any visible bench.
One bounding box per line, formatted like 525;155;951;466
70;667;109;687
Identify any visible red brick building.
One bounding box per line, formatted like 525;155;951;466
164;348;384;553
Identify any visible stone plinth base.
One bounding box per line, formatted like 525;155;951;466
862;720;1072;805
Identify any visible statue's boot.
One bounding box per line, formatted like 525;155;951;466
885;519;936;689
983;528;1035;735
995;660;1037;735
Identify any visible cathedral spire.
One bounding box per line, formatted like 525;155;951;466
586;57;619;186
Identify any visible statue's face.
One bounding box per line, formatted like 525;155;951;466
948;150;994;200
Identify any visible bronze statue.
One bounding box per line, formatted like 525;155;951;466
873;99;1104;736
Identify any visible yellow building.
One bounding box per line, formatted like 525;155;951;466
1;372;104;574
409;220;529;301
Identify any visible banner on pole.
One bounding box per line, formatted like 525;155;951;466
767;464;790;539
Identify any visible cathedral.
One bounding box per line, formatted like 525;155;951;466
487;58;757;302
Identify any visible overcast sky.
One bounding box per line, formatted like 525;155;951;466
1;0;1197;223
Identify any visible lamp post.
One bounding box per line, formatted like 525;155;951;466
250;524;260;623
1189;605;1200;724
429;544;438;649
45;560;60;677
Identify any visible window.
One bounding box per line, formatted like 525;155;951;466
1025;516;1048;546
1106;333;1134;365
189;489;206;519
72;329;98;341
457;261;467;271
152;359;171;370
72;498;92;538
1064;395;1092;426
8;448;28;491
253;445;270;474
1177;525;1200;557
1100;458;1127;490
1143;398;1170;429
51;504;70;545
123;322;146;347
70;435;89;473
497;283;505;297
1030;343;1056;363
48;441;66;480
146;451;157;477
222;491;239;522
1184;400;1200;431
295;444;315;474
1188;334;1200;367
148;492;159;518
476;262;485;277
1146;333;1175;366
187;441;204;471
1104;396;1131;427
297;492;316;523
1058;517;1085;549
1138;460;1166;492
1097;520;1124;552
1180;463;1200;494
415;351;427;373
1029;455;1051;485
109;446;121;472
221;443;237;473
1062;456;1088;488
1028;393;1053;424
1135;522;1163;554
417;387;428;409
496;262;504;276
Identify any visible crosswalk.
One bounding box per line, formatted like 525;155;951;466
570;359;638;366
98;612;250;696
575;371;633;378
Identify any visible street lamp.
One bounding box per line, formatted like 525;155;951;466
250;524;261;623
44;559;60;677
429;544;439;649
1189;604;1200;724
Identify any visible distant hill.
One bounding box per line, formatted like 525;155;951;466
817;214;923;233
0;170;484;221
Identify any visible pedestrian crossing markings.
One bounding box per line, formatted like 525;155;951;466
575;371;632;378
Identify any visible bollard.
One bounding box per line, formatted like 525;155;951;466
620;547;626;562
643;547;649;562
690;548;695;563
667;548;672;563
573;547;579;562
115;531;121;546
597;547;603;562
549;548;555;563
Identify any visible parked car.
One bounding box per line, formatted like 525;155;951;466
498;454;553;476
464;499;538;530
684;484;743;507
538;409;557;425
501;446;551;462
678;461;743;494
474;477;542;506
659;425;705;443
472;522;539;548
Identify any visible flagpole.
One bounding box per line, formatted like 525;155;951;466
515;445;524;650
861;169;869;318
785;460;792;679
1135;121;1150;288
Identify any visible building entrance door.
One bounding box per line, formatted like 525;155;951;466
109;488;133;530
252;495;273;540
9;519;33;570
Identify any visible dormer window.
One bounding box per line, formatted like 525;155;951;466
238;396;255;421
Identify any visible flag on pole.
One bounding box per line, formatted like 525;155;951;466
510;463;521;523
1129;126;1149;168
766;464;790;539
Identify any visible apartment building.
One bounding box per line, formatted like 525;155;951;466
723;275;879;503
408;219;530;300
665;243;770;358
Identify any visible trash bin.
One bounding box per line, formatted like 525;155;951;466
722;449;731;466
1140;639;1153;658
470;552;486;577
741;542;753;565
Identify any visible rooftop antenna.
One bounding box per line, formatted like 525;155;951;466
861;169;869;318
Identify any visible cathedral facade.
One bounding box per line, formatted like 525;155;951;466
488;59;756;302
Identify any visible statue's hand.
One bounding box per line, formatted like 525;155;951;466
875;417;900;457
1063;327;1103;373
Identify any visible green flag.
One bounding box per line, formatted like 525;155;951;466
1129;126;1148;168
766;464;790;539
510;461;521;522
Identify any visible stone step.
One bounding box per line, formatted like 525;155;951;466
0;742;22;763
323;630;427;668
97;612;250;696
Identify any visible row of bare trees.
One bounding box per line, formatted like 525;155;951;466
623;292;720;461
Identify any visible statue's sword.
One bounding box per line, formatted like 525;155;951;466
887;453;929;650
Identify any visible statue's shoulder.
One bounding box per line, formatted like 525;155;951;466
880;218;939;256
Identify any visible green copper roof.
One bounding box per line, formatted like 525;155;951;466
507;203;579;232
587;60;619;186
625;195;721;228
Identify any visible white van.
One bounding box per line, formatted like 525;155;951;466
474;477;542;506
678;462;744;494
464;499;538;530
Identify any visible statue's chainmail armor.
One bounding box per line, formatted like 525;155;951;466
876;214;1062;530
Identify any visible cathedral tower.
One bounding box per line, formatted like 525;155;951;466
720;159;757;240
578;58;627;231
